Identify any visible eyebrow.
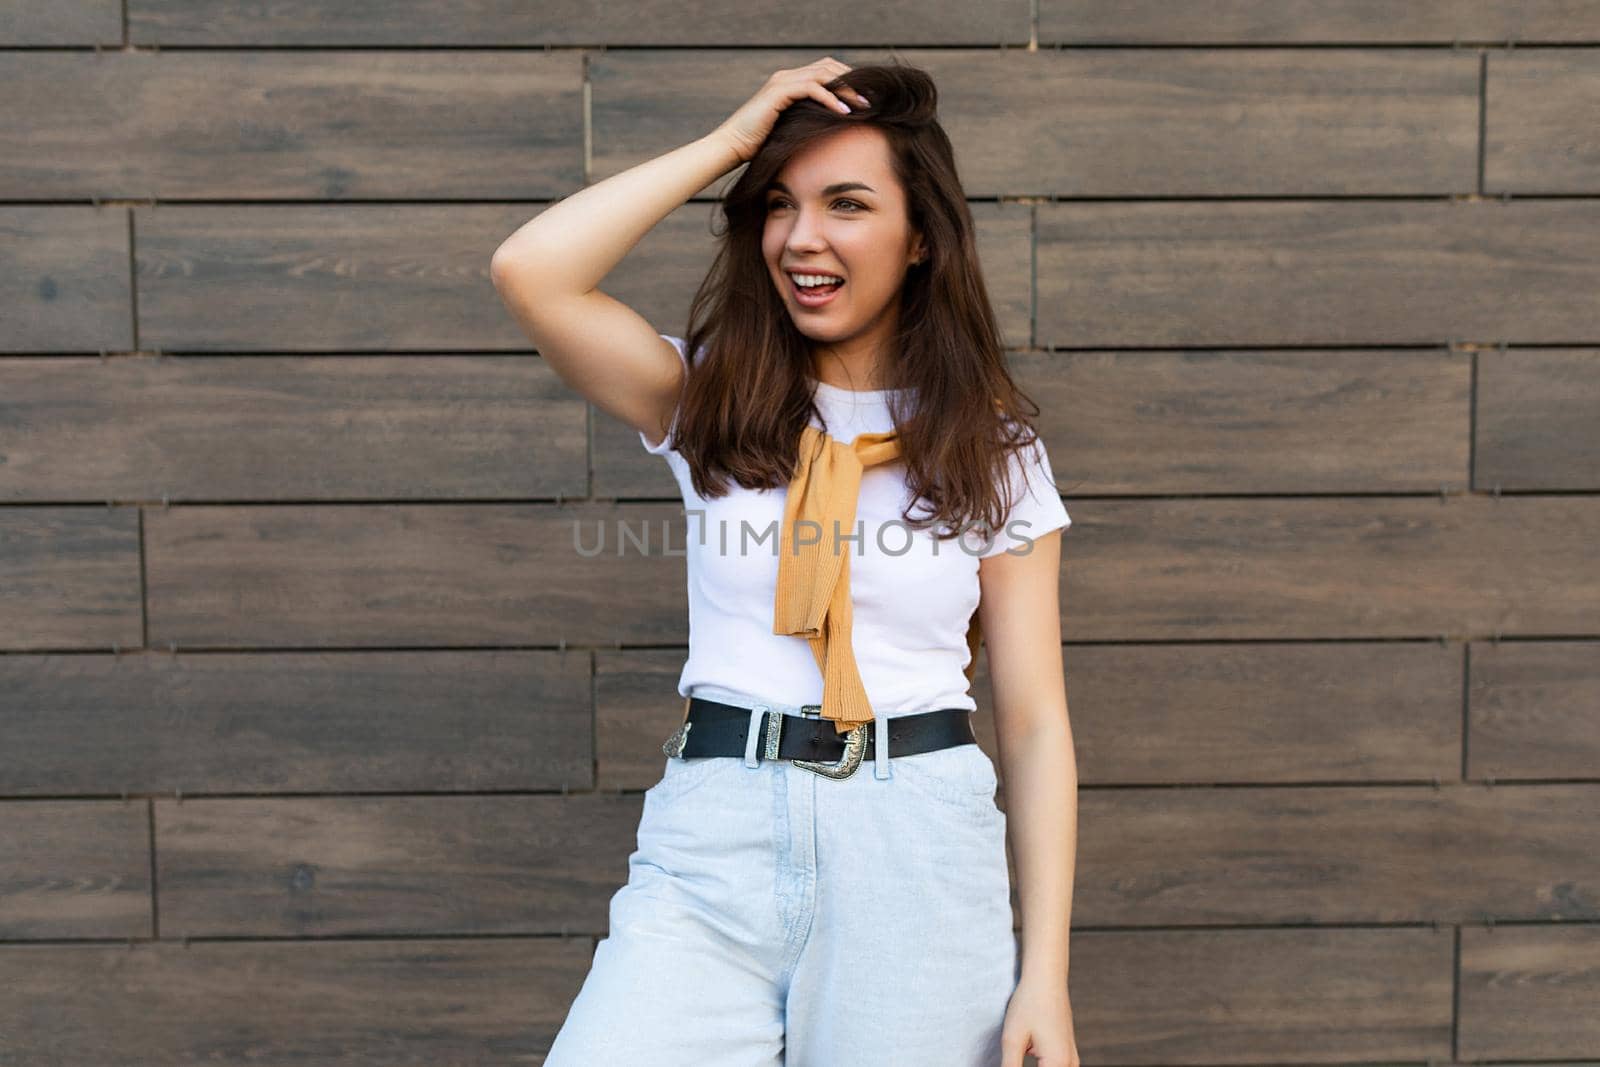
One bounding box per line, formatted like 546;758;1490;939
766;180;877;197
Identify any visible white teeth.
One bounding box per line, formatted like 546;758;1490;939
790;272;843;288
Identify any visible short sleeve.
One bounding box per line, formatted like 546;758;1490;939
977;435;1071;558
639;333;690;456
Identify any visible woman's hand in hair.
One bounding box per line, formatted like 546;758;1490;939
709;57;872;165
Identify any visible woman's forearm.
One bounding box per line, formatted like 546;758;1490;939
1007;716;1079;988
490;132;744;295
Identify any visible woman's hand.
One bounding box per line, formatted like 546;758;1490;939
709;57;873;165
1001;976;1081;1067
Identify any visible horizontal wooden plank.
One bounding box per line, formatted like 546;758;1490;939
0;651;592;795
1;206;131;353
1470;640;1600;780
137;203;530;351
143;503;685;647
1079;783;1600;924
155;794;642;936
1041;0;1600;43
1477;348;1600;490
0;801;150;939
137;495;1600;649
127;0;1028;45
0;0;118;44
1058;642;1462;784
1063;496;1600;640
1487;51;1600;194
150;786;1600;937
1070;926;1453;1063
0;507;142;650
593;49;1478;196
1460;924;1600;1060
595;648;700;790
1018;348;1471;494
592;402;680;500
0;52;582;199
137;201;1028;353
0;939;581;1064
1039;200;1600;347
0;355;587;502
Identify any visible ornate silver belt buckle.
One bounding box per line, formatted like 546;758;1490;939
661;720;692;759
791;704;866;780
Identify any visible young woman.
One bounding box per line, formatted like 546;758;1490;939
491;58;1081;1067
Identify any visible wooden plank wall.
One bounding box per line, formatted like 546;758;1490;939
3;2;1599;1063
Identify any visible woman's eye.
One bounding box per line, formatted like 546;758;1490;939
765;198;863;212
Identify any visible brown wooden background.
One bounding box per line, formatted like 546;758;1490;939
3;2;1599;1063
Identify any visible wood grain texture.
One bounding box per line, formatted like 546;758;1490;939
1064;495;1600;639
0;939;581;1064
593;49;1478;196
0;206;131;353
0;507;142;650
1078;782;1600;924
128;0;1029;46
143;502;688;647
1460;924;1600;1059
1010;347;1473;494
1068;926;1454;1063
0;0;118;45
1041;0;1600;43
0;651;593;795
135;204;538;351
1048;642;1463;784
1039;200;1600;346
155;794;643;936
1476;347;1600;490
0;801;151;939
0;354;587;501
1469;640;1600;781
1486;50;1600;194
0;52;583;199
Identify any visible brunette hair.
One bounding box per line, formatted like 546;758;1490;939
671;60;1052;546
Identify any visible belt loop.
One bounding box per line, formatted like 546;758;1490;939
873;712;891;779
745;705;769;768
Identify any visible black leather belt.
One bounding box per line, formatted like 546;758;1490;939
661;695;975;781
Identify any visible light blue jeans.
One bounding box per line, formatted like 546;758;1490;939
545;684;1019;1065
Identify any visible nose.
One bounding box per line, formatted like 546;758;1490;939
783;208;827;253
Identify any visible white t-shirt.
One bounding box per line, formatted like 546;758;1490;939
641;334;1070;718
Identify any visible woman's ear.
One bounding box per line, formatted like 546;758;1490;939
907;228;928;267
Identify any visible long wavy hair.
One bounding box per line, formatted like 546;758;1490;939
671;61;1050;545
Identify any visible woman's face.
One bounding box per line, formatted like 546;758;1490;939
762;126;925;347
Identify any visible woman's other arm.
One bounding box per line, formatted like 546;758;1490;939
979;531;1082;1066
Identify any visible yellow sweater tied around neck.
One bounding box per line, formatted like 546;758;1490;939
772;424;984;737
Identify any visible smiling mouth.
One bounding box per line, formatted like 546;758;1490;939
787;273;845;306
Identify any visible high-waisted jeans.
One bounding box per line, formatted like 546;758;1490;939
544;684;1020;1065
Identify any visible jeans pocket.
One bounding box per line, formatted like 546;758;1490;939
644;755;743;807
892;744;1000;814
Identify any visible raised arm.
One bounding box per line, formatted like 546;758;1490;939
488;134;741;445
488;58;870;445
